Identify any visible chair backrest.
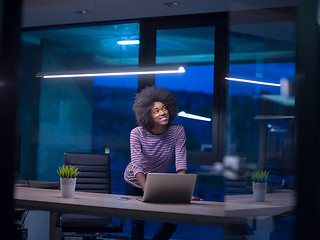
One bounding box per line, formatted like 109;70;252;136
64;152;111;194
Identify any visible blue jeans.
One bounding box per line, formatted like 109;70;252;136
124;181;178;240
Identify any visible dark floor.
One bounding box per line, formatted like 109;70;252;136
107;215;295;240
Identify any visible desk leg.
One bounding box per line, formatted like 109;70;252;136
223;218;250;240
224;224;249;240
50;212;61;240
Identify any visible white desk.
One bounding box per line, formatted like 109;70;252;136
225;191;296;219
14;186;296;239
14;186;225;226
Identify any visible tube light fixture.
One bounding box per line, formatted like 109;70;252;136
178;111;211;122
36;66;185;79
225;77;281;87
117;40;140;45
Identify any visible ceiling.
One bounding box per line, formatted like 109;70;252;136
20;0;297;68
22;0;297;28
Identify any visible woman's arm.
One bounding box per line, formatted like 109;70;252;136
175;126;187;172
135;172;146;191
130;128;146;190
178;138;202;201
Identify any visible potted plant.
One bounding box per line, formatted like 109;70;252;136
251;169;270;202
57;165;80;198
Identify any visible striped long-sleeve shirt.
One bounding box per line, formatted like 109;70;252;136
124;124;187;188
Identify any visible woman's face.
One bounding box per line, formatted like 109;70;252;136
151;101;170;127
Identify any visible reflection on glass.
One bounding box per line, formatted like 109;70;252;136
21;22;140;71
227;61;295;161
156;26;215;64
225;17;296;239
228;22;296;174
227;61;296;177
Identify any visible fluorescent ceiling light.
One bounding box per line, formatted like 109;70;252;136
36;66;185;79
178;111;211;122
117;40;140;45
225;77;281;87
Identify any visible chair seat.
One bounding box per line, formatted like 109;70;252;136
61;214;123;233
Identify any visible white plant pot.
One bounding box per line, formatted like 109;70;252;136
252;182;267;202
60;177;76;198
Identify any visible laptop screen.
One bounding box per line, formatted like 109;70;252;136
140;173;197;203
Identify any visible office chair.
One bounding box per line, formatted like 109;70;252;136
58;152;124;240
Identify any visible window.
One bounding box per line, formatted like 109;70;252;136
156;26;215;153
19;15;228;196
19;22;139;194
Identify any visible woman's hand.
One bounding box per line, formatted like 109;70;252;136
135;172;146;192
177;171;201;200
177;170;187;174
192;196;203;201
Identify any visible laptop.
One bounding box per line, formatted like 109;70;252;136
137;173;197;203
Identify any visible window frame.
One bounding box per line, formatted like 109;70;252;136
137;12;229;165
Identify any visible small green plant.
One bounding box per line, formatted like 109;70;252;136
57;165;80;178
251;169;270;183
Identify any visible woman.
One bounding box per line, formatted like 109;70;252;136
124;86;187;240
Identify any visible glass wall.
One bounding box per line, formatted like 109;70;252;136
225;7;296;240
18;19;224;198
19;22;140;194
18;19;224;239
227;13;296;184
17;7;297;239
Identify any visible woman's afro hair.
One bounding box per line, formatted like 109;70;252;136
132;86;178;131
